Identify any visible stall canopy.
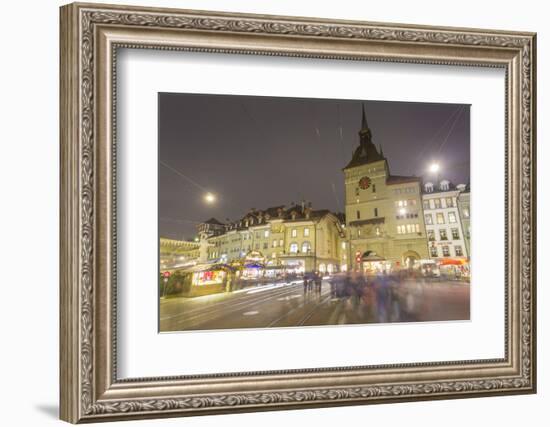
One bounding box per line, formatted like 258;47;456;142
178;263;235;273
243;262;264;269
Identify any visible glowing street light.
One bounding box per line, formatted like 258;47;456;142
429;163;440;174
204;192;216;204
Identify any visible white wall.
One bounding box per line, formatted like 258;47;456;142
0;0;545;426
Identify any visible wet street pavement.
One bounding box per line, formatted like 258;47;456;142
160;278;470;332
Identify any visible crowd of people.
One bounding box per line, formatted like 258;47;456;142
308;270;430;323
302;272;323;294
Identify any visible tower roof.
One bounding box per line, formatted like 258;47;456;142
343;104;385;169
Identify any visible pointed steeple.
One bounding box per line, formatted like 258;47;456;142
343;104;384;169
359;104;372;144
361;103;369;131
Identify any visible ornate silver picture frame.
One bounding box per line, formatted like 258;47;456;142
60;2;536;423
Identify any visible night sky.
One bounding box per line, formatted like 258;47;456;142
159;93;470;240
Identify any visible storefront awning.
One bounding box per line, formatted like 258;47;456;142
439;258;467;266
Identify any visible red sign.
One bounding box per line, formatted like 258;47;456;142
163;271;171;278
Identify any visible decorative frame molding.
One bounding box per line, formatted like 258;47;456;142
60;2;536;423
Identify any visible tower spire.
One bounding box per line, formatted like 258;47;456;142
361;103;369;131
359;104;373;145
343;104;384;169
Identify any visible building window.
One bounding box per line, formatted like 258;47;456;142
301;241;311;253
430;246;438;257
279;239;283;247
255;243;259;250
375;226;380;236
436;213;445;224
423;200;430;210
442;245;450;257
374;207;378;217
446;197;454;208
372;184;376;193
434;199;441;209
448;212;457;223
289;243;298;253
429;199;435;209
342;242;346;250
356;210;361;219
263;242;268;250
455;246;463;256
427;230;435;241
291;229;297;238
264;230;270;238
304;228;310;237
451;228;460;239
425;214;433;225
355;187;360;196
272;240;278;248
255;232;260;239
463;208;470;218
439;229;448;240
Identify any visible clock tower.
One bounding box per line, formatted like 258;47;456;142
343;105;428;272
343;104;389;228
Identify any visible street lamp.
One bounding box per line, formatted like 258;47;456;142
429;163;440;174
428;162;441;186
204;192;216;204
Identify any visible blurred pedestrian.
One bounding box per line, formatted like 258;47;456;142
315;272;322;294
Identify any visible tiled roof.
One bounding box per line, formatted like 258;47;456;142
203;217;224;225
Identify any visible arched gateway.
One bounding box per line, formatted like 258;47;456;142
402;250;421;268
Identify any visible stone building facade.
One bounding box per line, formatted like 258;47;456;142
343;106;429;272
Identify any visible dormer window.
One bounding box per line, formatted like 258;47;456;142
424;182;434;193
440;180;450;191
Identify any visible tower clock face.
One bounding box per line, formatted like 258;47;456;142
359;176;371;190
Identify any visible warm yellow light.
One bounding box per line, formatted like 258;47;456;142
399;208;407;215
204;192;216;204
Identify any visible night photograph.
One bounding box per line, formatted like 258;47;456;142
158;93;471;332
